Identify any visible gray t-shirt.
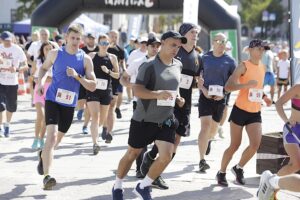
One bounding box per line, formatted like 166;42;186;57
133;55;182;123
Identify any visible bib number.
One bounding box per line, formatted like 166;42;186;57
55;88;75;105
96;78;108;90
179;74;193;89
248;88;263;102
208;85;224;97
157;90;177;107
1;59;12;69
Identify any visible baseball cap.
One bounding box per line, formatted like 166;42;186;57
179;23;200;36
161;30;187;44
139;36;148;43
248;39;268;49
1;31;13;41
86;33;96;39
147;37;161;46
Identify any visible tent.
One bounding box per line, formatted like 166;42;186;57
13;19;31;34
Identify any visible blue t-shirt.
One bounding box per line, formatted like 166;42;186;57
46;47;85;107
201;51;236;90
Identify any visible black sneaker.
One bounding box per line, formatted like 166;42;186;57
37;150;44;175
205;140;212;155
101;127;107;140
115;108;122;119
93;144;100;155
136;170;145;179
199;159;210;172
43;175;56;190
112;186;124;200
105;133;113;143
133;183;152;200
216;171;228;187
140;152;155;176
231;165;245;185
152;176;169;190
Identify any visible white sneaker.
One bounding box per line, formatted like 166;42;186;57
257;170;275;200
218;127;224;139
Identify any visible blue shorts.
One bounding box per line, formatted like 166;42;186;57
283;124;300;144
264;72;275;86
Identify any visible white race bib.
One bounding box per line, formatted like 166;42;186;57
96;78;108;90
55;88;75;105
1;59;12;69
157;90;177;107
208;85;224;97
248;88;263;102
179;74;193;89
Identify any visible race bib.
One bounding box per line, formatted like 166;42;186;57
157;90;177;107
179;74;193;89
208;85;224;97
1;59;12;68
96;78;108;90
248;88;263;102
55;88;75;105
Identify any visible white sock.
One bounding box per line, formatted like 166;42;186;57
114;176;123;190
139;175;154;189
236;164;243;169
269;176;280;190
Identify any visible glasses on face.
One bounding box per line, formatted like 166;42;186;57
214;39;227;45
99;41;109;46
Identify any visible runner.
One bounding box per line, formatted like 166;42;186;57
36;24;96;190
112;30;186;200
0;31;28;137
216;39;272;187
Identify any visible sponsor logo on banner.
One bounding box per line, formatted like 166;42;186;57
105;0;155;8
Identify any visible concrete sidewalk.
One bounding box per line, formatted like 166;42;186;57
0;91;299;200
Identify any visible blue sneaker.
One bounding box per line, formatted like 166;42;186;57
39;138;45;149
133;183;152;200
77;109;84;121
4;126;9;137
82;126;88;135
112;187;124;200
31;138;39;150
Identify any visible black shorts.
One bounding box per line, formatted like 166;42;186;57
228;105;262;126
112;79;123;95
86;89;112;105
78;85;86;100
277;78;289;86
0;84;18;112
198;94;225;123
128;119;176;149
45;100;75;133
174;108;190;137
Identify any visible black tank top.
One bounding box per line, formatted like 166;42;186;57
92;53;113;90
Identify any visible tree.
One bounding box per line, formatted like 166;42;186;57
16;0;43;21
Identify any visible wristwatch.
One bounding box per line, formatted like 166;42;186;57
76;74;82;81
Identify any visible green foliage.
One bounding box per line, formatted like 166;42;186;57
16;0;43;21
239;0;285;28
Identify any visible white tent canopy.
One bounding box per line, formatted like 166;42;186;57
71;14;109;36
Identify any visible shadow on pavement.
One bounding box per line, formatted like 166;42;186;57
0;184;47;200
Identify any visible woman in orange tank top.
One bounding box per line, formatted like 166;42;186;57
216;39;272;187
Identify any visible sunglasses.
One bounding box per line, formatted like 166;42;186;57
214;39;227;45
99;41;109;46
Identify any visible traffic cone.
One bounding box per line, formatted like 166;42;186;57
18;72;26;95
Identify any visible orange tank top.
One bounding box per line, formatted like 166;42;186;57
235;60;265;113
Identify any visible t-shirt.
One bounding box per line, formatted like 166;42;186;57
132;55;182;123
126;55;148;84
0;44;27;85
108;45;125;62
277;59;290;79
201;51;236;101
262;50;274;73
81;46;99;54
175;47;201;112
127;48;147;68
28;40;58;61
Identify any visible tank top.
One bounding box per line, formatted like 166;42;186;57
235;60;265;113
46;47;85;107
92;53;113;91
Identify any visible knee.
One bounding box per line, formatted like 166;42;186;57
249;142;260;151
157;153;172;165
126;149;140;161
228;143;240;152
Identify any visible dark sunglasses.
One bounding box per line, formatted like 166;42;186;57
99;41;109;46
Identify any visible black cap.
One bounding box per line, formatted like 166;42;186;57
147;37;161;46
249;39;268;49
179;23;199;36
1;31;13;41
86;33;96;39
161;30;187;44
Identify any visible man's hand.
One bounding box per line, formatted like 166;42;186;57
9;66;17;73
176;96;185;107
263;96;272;107
157;91;173;100
66;66;78;78
101;65;110;74
37;83;44;96
213;95;224;101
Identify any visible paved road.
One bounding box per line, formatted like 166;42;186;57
0;91;299;200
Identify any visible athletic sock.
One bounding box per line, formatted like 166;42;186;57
269;175;280;189
114;176;123;190
139;175;154;189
